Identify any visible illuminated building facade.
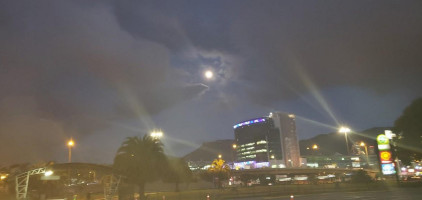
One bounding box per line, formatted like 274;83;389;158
271;112;301;167
234;117;281;165
233;112;301;168
304;155;379;169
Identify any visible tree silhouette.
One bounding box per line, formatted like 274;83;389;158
393;98;422;164
162;157;192;192
113;135;167;200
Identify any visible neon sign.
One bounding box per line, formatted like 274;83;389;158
381;163;396;175
379;151;392;163
377;134;390;145
233;118;266;129
377;134;395;175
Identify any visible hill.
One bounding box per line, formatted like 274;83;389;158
183;127;392;162
300;127;392;156
183;139;235;162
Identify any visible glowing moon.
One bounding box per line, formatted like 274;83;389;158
204;70;213;79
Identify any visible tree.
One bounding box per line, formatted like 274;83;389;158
162;157;192;192
393;98;422;164
113;135;167;200
207;158;230;188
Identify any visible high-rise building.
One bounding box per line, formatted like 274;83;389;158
234;117;281;164
233;112;301;169
271;112;301;168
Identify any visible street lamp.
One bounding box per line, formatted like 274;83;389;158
360;142;369;163
44;170;54;177
150;130;163;140
232;144;237;162
339;126;351;155
67;139;75;163
218;154;222;159
311;144;319;155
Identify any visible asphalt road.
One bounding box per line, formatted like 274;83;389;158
236;188;422;200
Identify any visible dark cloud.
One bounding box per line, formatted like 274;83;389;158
0;1;208;163
229;1;422;105
1;0;421;164
111;0;422;106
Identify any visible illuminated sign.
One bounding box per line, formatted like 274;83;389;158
381;163;396;175
377;134;390;145
379;151;392;163
384;130;396;139
378;144;391;150
377;134;395;175
233;118;266;129
255;162;270;168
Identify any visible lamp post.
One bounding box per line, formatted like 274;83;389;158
360;142;369;166
232;144;237;162
67;139;75;163
312;144;318;155
339;127;351;155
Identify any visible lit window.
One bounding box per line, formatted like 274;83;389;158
257;140;267;145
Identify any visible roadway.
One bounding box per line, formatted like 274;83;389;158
236;187;422;200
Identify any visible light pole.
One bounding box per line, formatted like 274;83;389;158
312;144;318;155
232;144;237;162
339;127;351;155
360;142;369;166
67;139;75;163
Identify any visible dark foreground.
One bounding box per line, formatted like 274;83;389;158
237;187;422;200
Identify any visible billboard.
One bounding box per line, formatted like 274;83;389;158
379;151;392;164
381;163;396;175
377;134;395;175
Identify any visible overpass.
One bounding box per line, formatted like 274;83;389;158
231;168;379;177
14;162;121;200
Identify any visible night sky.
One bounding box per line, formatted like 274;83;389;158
1;1;421;165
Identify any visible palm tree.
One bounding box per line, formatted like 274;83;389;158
113;135;167;200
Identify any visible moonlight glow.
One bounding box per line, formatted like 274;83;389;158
204;70;213;79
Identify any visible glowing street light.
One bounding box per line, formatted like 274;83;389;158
232;144;237;149
204;70;214;79
312;144;318;150
44;170;54;177
339;127;351;134
360;142;369;162
67;138;75;163
339;126;351;155
150;130;163;139
218;154;222;159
